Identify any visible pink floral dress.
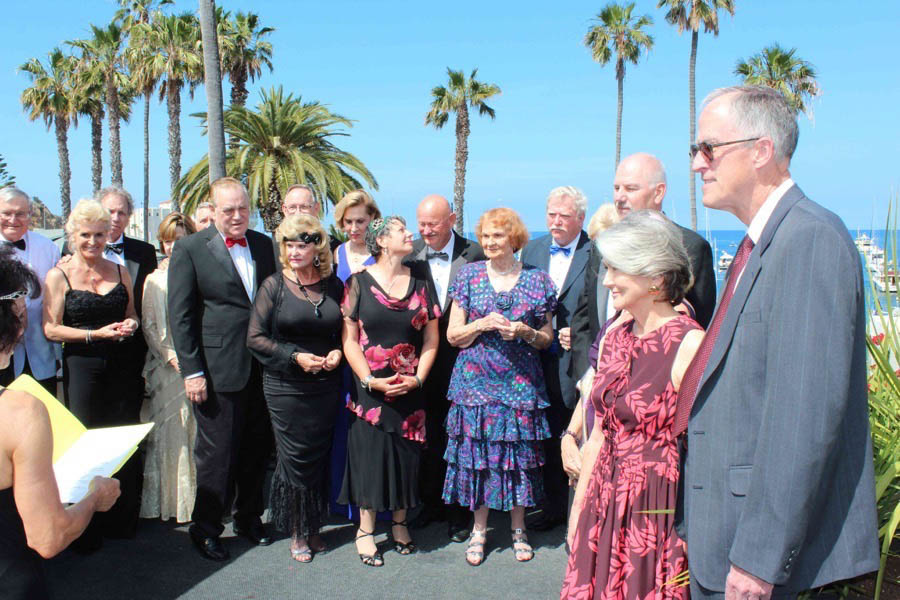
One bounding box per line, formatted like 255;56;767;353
561;315;699;600
338;269;441;511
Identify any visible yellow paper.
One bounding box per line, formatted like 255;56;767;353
8;375;153;502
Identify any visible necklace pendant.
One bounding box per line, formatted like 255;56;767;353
314;306;321;318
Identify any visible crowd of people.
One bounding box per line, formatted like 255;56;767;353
0;85;881;599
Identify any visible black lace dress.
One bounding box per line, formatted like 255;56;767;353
247;273;343;538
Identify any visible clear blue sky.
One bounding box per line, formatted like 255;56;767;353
2;0;898;233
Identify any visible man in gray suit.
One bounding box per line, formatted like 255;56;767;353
521;186;590;530
678;85;879;598
404;194;484;541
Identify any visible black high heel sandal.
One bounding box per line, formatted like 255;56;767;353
355;529;384;567
389;519;418;555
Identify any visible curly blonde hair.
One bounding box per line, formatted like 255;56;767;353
65;199;111;248
277;214;333;278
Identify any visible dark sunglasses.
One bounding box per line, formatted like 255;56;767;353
0;290;27;301
690;137;760;162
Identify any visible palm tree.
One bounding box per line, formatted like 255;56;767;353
425;68;500;234
218;11;274;109
119;0;172;240
198;0;226;182
138;11;203;209
69;23;132;187
584;3;654;169
0;155;14;188
657;0;735;231
69;57;106;194
20;49;78;220
735;44;821;117
175;86;378;231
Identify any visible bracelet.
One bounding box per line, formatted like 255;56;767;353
86;330;92;344
361;374;374;391
525;327;538;345
291;351;300;365
560;429;579;442
414;375;423;388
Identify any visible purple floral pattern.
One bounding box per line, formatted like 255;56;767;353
442;262;557;511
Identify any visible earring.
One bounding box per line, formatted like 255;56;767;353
648;285;659;293
313;255;321;267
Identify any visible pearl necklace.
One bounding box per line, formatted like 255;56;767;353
488;259;519;277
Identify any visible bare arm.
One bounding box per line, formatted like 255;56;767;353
7;391;119;558
445;301;486;348
42;268;126;343
670;329;704;392
567;418;605;547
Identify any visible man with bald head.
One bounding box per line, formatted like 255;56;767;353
570;153;717;381
404;194;483;541
274;185;340;266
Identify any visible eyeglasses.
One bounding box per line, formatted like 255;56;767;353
689;138;760;162
0;290;27;301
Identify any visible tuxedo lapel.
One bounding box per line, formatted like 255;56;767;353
122;237;140;290
206;228;249;304
246;232;267;295
694;186;803;402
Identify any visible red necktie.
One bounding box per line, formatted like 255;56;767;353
225;236;247;248
673;235;755;436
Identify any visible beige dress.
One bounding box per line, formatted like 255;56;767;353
140;266;197;523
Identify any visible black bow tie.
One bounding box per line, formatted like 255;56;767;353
4;239;25;251
427;251;449;261
106;242;124;255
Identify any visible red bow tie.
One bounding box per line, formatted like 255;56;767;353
225;237;247;248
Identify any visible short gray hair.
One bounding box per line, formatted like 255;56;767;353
195;201;214;213
95;185;134;215
285;184;318;205
703;85;799;161
596;210;693;305
547;186;587;218
365;215;405;258
0;187;31;210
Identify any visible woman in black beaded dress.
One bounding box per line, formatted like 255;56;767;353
43;199;139;552
247;215;343;563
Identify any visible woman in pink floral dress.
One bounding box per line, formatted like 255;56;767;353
561;211;704;599
341;216;440;567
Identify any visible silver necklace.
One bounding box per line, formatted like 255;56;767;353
295;276;325;317
489;259;519;276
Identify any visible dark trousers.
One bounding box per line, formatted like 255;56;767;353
542;399;574;518
64;346;143;543
0;354;56;397
191;363;273;538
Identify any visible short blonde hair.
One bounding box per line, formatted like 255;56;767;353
587;203;620;240
475;207;530;252
157;212;197;253
334;189;380;228
65;199;110;247
277;214;333;278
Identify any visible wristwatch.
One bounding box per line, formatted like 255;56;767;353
362;374;374;391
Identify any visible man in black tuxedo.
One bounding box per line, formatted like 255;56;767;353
520;186;591;531
570;153;716;382
168;177;276;561
404;195;485;542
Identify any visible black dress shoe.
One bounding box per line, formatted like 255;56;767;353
448;522;469;543
527;512;566;532
189;528;230;562
409;506;444;529
233;520;272;546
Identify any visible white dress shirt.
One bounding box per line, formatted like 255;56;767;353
220;231;255;301
1;230;61;379
735;178;794;287
426;234;455;308
104;233;126;266
548;236;578;295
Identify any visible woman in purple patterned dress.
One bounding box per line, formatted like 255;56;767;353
340;216;440;567
443;207;557;566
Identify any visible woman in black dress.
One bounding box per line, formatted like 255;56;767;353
247;214;343;563
0;245;120;600
42;198;139;552
341;216;440;567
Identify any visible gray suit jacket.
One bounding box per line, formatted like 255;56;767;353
679;185;879;591
521;231;590;409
